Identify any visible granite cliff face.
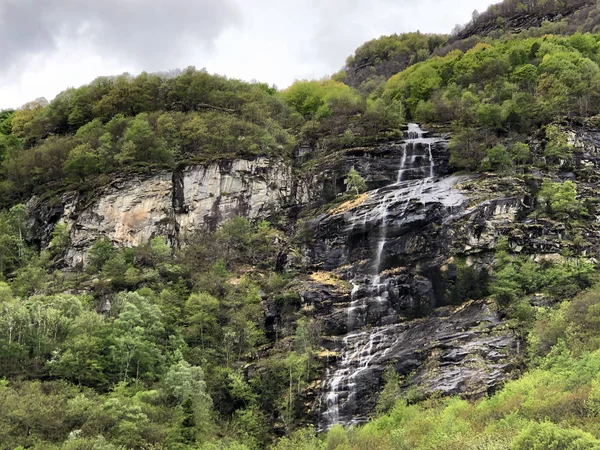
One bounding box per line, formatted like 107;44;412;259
28;123;600;431
29;158;294;266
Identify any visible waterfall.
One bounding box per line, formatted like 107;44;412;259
428;144;435;179
397;144;408;183
407;123;423;140
372;197;389;276
320;123;442;431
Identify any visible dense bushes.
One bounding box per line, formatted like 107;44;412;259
280;79;405;148
341;32;447;93
383;35;600;129
490;238;595;305
537;180;586;220
373;34;600;171
10;68;288;142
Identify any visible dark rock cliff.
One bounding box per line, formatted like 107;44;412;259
292;126;523;430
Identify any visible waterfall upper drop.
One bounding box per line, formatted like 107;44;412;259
318;123;468;431
407;123;423;140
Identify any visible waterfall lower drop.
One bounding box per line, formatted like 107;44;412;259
428;143;435;179
320;123;440;431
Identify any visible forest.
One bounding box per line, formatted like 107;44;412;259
5;30;600;202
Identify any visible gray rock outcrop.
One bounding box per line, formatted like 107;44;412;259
29;157;293;266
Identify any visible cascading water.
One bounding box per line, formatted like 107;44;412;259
320;123;445;431
396;145;408;183
407;122;423;140
428;143;435;179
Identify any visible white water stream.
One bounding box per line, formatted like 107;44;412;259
320;124;444;430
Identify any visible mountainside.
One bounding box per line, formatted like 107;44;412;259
6;1;600;449
453;0;597;41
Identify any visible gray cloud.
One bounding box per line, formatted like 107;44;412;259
308;0;368;65
0;0;496;108
301;0;493;72
0;0;241;74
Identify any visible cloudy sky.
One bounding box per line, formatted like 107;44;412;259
0;0;497;110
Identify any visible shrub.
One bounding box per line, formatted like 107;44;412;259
511;421;600;450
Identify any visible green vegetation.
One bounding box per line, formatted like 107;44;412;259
458;0;596;40
538;180;586;220
544;124;574;161
280;78;405;150
491;247;594;305
344;168;367;195
5;0;600;448
448;260;490;305
280;249;600;449
377;34;600;170
5;24;600;202
0;68;295;204
340;32;447;94
2;201;596;448
0;67;407;204
0;216;325;449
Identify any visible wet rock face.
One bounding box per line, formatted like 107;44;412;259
306;125;525;431
29;158;294;266
297;128;450;208
311;176;470;273
318;300;519;429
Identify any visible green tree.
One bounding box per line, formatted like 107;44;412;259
544;125;574;161
272;427;325;450
0;205;33;276
48;310;108;387
376;366;400;415
326;425;350;450
163;359;213;440
448;129;490;171
511;421;600;450
282;81;328;119
64;143;100;181
107;292;167;383
483;144;512;172
511;142;532;167
11;98;48;143
185;292;220;352
538;180;584;219
345;167;367;195
88;238;117;272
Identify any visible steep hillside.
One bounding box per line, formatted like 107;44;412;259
337;33;447;94
5;0;600;449
453;0;597;41
337;0;600;97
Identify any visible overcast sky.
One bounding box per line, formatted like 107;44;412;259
0;0;497;110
